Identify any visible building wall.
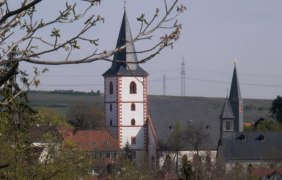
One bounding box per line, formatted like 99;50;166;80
159;150;217;168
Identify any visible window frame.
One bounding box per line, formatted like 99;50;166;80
129;81;137;94
109;81;113;94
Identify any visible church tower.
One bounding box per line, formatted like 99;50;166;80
103;10;149;152
229;63;243;132
219;97;236;140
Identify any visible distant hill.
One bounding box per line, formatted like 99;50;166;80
28;91;273;122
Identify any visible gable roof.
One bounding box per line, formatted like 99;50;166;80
219;132;282;161
148;96;273;151
58;128;120;152
103;10;148;77
29;124;61;143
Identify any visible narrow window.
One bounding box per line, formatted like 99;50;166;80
109;81;113;94
130;81;137;94
226;121;231;131
131;137;136;144
110;120;112;126
131;103;136;111
110;104;112;111
131;119;136;126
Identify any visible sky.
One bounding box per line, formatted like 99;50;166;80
21;0;282;99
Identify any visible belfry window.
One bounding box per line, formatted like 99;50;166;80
226;121;231;131
131;103;136;111
110;120;112;126
131;119;136;126
130;81;137;94
109;82;113;94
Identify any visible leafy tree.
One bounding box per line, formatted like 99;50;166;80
167;122;185;173
270;96;282;123
184;123;208;155
67;102;105;129
181;155;192;180
33;107;70;127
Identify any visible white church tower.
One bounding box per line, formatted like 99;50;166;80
103;10;149;153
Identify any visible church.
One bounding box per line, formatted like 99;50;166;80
101;9;282;169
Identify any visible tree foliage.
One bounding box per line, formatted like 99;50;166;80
33;107;70;127
67;102;105;129
270;95;282;123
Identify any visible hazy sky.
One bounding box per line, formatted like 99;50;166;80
22;0;282;99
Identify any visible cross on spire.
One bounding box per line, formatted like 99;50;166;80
124;0;126;10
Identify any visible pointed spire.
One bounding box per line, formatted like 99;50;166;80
103;10;147;76
229;63;241;102
229;63;243;132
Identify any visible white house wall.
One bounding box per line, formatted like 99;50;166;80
159;150;217;168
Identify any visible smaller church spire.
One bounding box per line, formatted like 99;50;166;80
229;62;243;132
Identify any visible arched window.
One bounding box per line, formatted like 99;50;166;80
130;81;136;94
131;103;136;111
109;82;113;94
131;119;136;126
110;104;112;112
110;120;112;126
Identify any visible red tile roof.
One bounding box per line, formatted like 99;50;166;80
252;167;282;178
58;128;120;152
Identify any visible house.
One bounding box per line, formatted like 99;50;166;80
29;124;61;162
58;128;120;174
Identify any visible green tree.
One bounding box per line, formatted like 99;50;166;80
67;102;105;129
33;107;70;127
181;155;192;180
167;122;185;174
270;96;282;123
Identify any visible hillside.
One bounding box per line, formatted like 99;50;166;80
28;91;273;122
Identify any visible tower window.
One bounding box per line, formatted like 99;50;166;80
110;104;112;111
109;81;113;94
226;121;231;131
131;119;136;126
130;81;137;94
131;137;136;144
110;120;112;126
131;103;136;111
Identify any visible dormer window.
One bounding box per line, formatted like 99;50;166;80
130;81;136;94
109;82;113;94
131;103;136;111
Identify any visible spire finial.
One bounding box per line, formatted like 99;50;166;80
234;58;237;67
124;0;126;10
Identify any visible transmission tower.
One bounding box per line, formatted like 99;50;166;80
163;74;166;96
181;56;186;96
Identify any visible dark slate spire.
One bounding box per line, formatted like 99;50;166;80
229;63;243;132
103;10;148;76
